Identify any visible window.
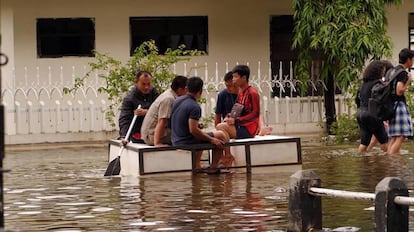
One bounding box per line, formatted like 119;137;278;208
37;18;95;58
409;13;414;50
270;15;300;97
130;16;208;55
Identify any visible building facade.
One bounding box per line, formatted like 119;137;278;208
1;0;414;144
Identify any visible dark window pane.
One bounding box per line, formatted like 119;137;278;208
37;18;95;58
129;16;208;55
409;13;414;50
270;15;300;97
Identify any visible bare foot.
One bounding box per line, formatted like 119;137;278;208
220;154;235;167
258;126;273;136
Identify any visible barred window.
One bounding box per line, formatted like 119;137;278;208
37;18;95;58
130;16;208;55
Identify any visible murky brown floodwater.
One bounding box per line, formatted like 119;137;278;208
2;141;414;231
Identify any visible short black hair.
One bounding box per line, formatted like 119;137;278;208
223;71;233;82
398;48;414;64
232;65;250;81
171;75;188;91
187;76;203;93
135;70;152;80
363;60;383;81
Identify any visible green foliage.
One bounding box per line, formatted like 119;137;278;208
199;113;215;129
292;0;402;93
405;87;414;117
63;40;204;126
329;113;360;144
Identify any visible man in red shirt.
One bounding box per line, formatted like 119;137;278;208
216;65;260;166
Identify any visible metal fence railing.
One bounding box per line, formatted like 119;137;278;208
2;62;354;140
288;170;412;232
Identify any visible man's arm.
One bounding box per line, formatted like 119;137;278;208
154;118;168;146
189;118;223;147
396;73;412;96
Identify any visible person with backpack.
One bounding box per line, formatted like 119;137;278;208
366;60;394;150
356;60;389;152
387;48;414;155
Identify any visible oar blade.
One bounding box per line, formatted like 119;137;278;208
104;157;120;176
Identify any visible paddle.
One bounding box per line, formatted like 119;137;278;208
104;105;141;176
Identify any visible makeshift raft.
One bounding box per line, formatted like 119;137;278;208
107;135;302;176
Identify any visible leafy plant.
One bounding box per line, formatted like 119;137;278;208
292;0;402;132
292;0;402;92
329;113;359;144
199;113;215;129
405;86;414;117
64;40;204;126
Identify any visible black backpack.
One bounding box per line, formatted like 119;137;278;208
368;67;405;121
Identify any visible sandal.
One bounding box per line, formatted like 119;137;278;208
205;168;220;175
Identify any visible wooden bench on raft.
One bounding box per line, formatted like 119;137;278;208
107;135;302;176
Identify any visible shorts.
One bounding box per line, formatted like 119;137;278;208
143;128;172;146
187;131;215;144
236;126;254;139
357;109;388;146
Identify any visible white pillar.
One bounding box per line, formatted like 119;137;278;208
1;1;15;90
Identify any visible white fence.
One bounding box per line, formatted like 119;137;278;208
1;61;354;144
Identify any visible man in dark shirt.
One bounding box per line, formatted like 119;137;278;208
214;71;238;126
171;76;228;173
118;71;159;143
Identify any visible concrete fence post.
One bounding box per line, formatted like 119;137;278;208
375;177;408;232
288;170;322;232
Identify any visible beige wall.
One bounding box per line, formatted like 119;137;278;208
1;0;414;87
386;2;414;64
1;0;292;87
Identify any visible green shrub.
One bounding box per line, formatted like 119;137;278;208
64;40;204;126
329;113;360;143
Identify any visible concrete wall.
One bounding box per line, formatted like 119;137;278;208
1;0;413;144
2;1;414;87
386;2;414;63
0;0;293;89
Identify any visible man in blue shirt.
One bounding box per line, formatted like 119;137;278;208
171;76;228;173
214;71;238;126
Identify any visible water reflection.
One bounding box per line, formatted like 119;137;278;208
3;143;414;231
4;147;294;231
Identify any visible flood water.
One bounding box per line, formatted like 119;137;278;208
2;141;414;231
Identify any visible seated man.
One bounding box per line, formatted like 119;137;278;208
141;75;188;146
216;65;261;165
118;71;159;144
215;71;272;137
214;71;238;127
171;76;228;173
214;71;238;167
